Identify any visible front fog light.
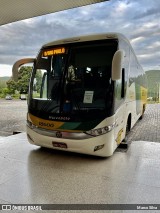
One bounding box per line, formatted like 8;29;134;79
94;144;104;152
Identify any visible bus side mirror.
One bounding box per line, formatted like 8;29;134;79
111;50;125;81
12;58;35;82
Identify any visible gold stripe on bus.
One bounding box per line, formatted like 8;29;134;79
140;86;147;103
28;113;64;130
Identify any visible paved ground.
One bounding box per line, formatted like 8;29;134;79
0;99;159;143
127;103;160;143
1;133;160;212
0;99;27;136
0;101;160;211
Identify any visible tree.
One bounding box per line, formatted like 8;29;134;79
6;79;17;94
1;88;10;96
6;66;32;94
0;77;9;96
17;66;32;93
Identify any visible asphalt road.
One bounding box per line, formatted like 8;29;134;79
0;99;159;143
0;99;27;136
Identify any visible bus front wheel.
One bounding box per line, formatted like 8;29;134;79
123;114;131;142
139;105;145;120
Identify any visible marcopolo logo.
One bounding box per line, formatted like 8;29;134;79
56;131;62;138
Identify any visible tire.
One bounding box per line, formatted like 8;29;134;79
139;105;145;120
123;115;131;142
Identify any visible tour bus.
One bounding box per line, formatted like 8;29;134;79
12;33;147;157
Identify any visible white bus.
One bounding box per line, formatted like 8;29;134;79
13;33;147;157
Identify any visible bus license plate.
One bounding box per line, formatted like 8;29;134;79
52;142;67;149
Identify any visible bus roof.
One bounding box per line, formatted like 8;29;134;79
42;33;130;48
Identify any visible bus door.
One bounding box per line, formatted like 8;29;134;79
114;68;126;145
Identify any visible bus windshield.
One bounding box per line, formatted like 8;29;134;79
29;40;117;122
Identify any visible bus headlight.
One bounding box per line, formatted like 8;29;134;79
85;123;115;136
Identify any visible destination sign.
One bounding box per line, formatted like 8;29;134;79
42;47;66;57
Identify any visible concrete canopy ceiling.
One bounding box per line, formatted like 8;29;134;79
0;0;109;26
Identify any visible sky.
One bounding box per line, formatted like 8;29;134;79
0;0;160;77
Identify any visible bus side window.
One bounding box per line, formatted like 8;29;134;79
115;77;122;100
115;68;125;100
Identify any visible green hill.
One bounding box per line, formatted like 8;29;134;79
145;70;160;99
0;76;10;89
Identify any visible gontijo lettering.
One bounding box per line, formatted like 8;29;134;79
39;122;54;128
43;47;65;56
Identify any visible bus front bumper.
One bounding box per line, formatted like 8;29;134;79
26;125;115;157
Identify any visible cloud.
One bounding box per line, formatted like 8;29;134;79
0;64;12;77
133;6;160;20
0;0;160;76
